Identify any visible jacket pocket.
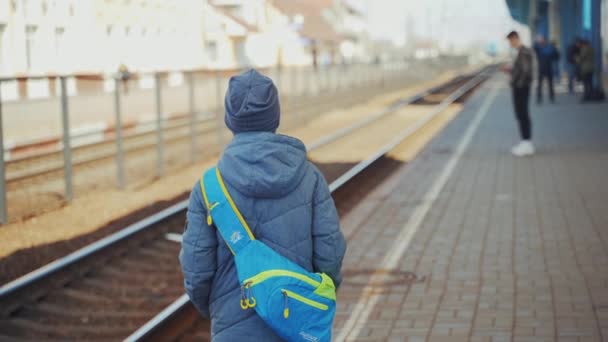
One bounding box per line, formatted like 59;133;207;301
281;289;328;319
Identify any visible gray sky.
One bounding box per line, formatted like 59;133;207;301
366;0;517;49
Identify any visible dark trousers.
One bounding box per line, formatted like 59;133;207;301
512;86;531;140
537;72;554;102
566;64;576;93
581;73;593;100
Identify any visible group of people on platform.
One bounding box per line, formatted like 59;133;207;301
531;35;596;104
565;37;597;102
504;31;601;158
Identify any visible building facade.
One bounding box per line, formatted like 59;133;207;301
0;0;371;100
0;0;205;76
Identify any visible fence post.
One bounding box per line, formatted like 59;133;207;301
351;64;355;89
320;66;326;93
275;66;282;95
307;66;313;96
358;63;363;88
290;66;297;103
326;66;331;94
314;67;320;96
294;67;301;125
362;63;367;87
342;65;347;92
335;66;340;93
113;78;125;189
332;66;338;94
154;73;164;177
59;77;73;202
303;66;308;97
0;81;7;224
188;72;197;163
382;63;386;88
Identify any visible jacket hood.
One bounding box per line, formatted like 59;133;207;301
218;132;308;199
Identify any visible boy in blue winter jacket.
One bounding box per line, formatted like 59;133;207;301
179;69;347;341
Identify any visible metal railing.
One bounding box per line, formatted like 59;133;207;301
0;57;469;224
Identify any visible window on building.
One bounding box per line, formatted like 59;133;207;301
55;27;65;45
235;40;247;65
0;24;6;72
55;27;65;56
206;41;218;62
54;27;66;70
23;0;34;17
25;25;38;70
42;0;48;15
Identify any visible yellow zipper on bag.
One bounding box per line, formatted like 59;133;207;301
282;289;328;312
243;270;321;288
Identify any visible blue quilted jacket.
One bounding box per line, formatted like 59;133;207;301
179;132;346;341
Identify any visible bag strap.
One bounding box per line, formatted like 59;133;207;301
200;166;255;255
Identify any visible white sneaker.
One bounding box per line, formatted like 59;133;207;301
511;141;535;156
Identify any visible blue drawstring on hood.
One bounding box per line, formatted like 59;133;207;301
224;69;281;134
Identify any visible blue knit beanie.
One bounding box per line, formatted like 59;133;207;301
224;69;280;134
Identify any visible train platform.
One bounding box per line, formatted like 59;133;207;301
333;75;608;341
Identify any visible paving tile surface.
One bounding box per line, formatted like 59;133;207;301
335;75;608;342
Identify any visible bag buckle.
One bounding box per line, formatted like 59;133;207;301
240;281;256;310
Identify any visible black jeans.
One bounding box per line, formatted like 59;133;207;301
512;86;531;140
581;73;593;100
566;64;576;93
537;72;554;102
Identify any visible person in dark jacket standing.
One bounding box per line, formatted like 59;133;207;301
533;35;559;103
576;39;595;101
566;38;581;94
504;31;535;156
179;69;347;341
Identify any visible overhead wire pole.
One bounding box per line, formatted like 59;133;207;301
0;81;7;224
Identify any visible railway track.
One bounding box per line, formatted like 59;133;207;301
0;66;493;341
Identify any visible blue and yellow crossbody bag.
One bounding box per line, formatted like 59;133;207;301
200;167;337;342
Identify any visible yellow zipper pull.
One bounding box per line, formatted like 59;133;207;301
244;281;256;308
207;202;220;226
282;290;289;318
